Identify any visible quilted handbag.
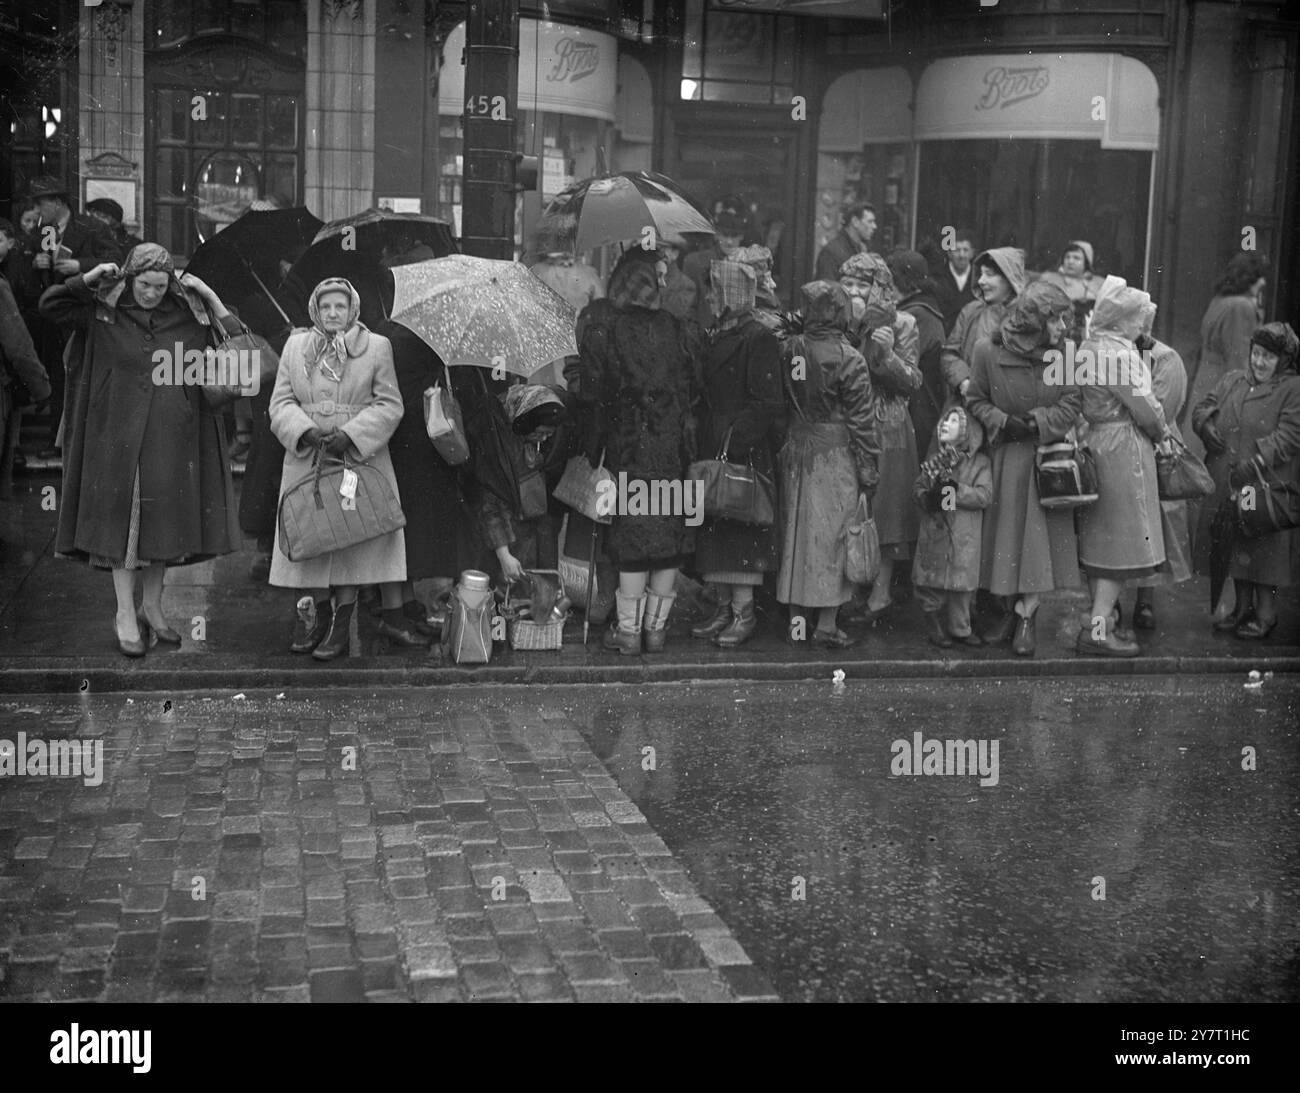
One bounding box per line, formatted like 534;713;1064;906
1156;435;1215;501
553;451;614;524
201;319;280;408
843;493;881;586
423;378;470;466
1035;431;1099;509
687;427;776;527
277;446;406;561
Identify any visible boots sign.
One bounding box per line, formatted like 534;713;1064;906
548;38;599;84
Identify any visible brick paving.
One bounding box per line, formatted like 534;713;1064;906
0;690;777;1002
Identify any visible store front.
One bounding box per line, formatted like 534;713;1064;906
913;53;1159;285
436;18;619;251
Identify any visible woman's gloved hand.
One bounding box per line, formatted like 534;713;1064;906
322;428;352;457
1199;423;1226;456
1001;414;1037;442
1228;456;1263;490
301;426;325;449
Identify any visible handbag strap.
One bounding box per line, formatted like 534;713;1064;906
717;426;734;462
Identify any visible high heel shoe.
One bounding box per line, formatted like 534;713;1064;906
114;614;146;658
138;608;181;645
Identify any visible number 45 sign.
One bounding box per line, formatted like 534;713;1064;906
465;95;508;120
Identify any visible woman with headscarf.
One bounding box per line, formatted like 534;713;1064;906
38;244;241;656
1187;253;1267;427
575;258;702;654
1075;277;1170;657
940;247;1027;408
268;277;415;660
777;281;879;649
966;280;1082;655
1038;240;1102;342
838;252;922;621
690;257;784;648
1192;321;1300;639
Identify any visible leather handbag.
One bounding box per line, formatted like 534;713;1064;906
201;319;280;408
1156;435;1215;501
1236;460;1300;538
687;427;776;527
843;493;880;586
423;377;470;466
277;444;406;561
1035;431;1099;509
553;451;614;524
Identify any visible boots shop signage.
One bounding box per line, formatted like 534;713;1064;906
438;20;618;122
709;0;884;16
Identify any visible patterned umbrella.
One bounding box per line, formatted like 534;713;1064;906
389;255;577;377
545;171;714;254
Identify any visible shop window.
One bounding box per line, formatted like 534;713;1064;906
680;0;795;105
906;0;1170;45
917;139;1152;286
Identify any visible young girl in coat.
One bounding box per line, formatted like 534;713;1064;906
912;405;993;648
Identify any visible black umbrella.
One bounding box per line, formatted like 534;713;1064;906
1208;497;1238;612
184;206;323;321
289;209;458;324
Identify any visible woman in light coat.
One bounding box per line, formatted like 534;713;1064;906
269;278;417;659
1075;278;1170;657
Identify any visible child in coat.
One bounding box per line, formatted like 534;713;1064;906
912;405;993;648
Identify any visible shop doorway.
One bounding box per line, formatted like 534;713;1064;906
668;116;799;305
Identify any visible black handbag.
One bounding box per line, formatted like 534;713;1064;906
201;315;280;408
1236;460;1300;538
1156;435;1215;501
687;426;776;526
1035;430;1099;509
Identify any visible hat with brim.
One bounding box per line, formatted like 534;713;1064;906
28;175;70;202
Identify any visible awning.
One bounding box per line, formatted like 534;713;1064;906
438;20;618;122
914;53;1159;150
819;67;912;151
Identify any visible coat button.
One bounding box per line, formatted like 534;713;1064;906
143;333;153;341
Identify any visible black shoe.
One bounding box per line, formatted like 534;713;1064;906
691;602;733;639
983;610;1017;645
114;614;146;658
138;608;182;645
377;619;431;648
291;597;332;653
1133;601;1156;630
952;631;984;647
402;600;437;638
312;601;354;660
811;628;858;649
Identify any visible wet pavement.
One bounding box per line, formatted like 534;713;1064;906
1;474;1297;691
1;678;1295;1003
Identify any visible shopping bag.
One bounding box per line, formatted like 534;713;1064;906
1156;435;1215;501
423;379;470;466
553;451;614;524
277;447;406;561
844;494;880;586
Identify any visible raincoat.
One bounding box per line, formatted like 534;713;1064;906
1076;278;1167;577
940;247;1027;399
966;281;1083;596
268;279;406;588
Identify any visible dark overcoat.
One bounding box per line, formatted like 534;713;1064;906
40;274;240;565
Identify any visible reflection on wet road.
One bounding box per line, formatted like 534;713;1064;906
554;676;1300;1002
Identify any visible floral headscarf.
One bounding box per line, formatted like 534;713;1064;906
838;251;897;327
998;280;1071;357
306;277;365;379
95;242;208;324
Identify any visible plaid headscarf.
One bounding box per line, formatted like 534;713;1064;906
709;258;757;327
733;245;778;299
306;277;365;379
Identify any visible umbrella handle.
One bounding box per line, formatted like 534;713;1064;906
246;262;292;327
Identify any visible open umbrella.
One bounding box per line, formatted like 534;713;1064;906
184;205;322;320
546;171;714;254
389;255;577;377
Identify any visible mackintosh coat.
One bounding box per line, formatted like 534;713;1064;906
40;274;240;566
268;324;407;588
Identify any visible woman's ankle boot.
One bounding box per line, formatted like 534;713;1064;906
313;600;354;660
642;591;676;653
714;600;757;647
603;592;644;655
692;600;733;638
291;597;332;653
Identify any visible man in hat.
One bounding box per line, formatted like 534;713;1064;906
24;176;123;458
814;202;876;283
85;197;143;255
682;208;747;328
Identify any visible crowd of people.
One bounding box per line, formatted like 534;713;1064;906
0;176;1296;661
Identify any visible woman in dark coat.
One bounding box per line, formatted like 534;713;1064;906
575;259;703;654
1075;278;1169;657
40;244;241;656
889;250;947;458
777;281;880;648
1193;321;1300;639
691;256;784;648
966;280;1082;656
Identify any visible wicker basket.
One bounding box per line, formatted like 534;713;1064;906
502;572;565;651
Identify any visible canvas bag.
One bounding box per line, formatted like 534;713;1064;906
843;493;880;585
553;451;614;524
277;445;406;561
